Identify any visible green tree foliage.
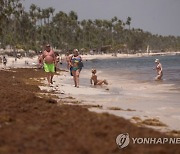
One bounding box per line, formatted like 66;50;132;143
0;0;180;53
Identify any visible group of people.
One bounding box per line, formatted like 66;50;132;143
39;44;109;87
39;44;163;87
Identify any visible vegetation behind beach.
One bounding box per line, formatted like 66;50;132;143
0;0;180;53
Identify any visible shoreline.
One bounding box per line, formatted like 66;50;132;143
0;68;180;153
1;53;180;132
1;53;180;133
0;51;180;71
1;51;180;63
1;51;179;71
42;69;180;132
81;51;180;60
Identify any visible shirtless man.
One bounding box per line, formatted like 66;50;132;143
42;44;56;86
90;69;108;86
154;59;163;80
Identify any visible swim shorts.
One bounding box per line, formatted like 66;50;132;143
44;63;55;73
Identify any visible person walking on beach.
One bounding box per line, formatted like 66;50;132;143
42;44;56;86
2;56;7;67
65;51;71;69
154;59;163;80
66;51;73;76
69;49;83;88
54;52;60;72
38;51;43;69
90;69;108;86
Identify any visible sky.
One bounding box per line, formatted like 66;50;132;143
22;0;180;36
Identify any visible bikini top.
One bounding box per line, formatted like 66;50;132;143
71;56;81;63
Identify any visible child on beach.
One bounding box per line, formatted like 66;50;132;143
90;69;108;86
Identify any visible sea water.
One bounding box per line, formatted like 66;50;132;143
61;55;180;130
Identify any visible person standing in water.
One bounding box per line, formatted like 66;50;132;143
69;49;83;88
42;44;56;86
154;59;163;80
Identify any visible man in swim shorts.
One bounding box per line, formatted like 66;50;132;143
42;44;56;86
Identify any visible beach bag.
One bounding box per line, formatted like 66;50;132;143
78;61;84;68
70;67;73;76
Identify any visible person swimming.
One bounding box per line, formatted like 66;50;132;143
90;69;108;86
154;59;163;80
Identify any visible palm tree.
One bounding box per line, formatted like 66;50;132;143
126;16;131;30
48;7;55;45
69;11;78;21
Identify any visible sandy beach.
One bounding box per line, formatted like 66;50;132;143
1;53;180;132
0;68;180;154
1;0;180;152
0;53;180;153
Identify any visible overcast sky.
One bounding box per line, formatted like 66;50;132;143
22;0;180;36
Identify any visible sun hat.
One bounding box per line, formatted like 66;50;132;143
155;59;159;63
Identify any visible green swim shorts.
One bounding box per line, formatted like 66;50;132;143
44;63;55;73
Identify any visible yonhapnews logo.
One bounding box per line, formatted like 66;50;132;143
116;133;180;149
116;133;130;149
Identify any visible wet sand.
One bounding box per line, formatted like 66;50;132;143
0;68;180;153
46;68;180;132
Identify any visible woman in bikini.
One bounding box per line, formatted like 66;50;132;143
69;49;83;88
